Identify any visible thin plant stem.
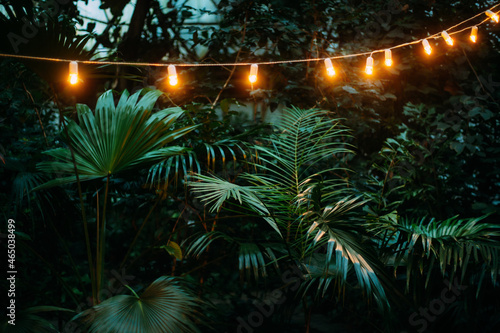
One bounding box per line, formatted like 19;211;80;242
96;174;110;303
51;86;96;305
120;196;161;269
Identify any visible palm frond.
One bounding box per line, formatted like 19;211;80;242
72;276;201;333
190;174;281;236
253;106;353;194
35;89;197;189
380;215;500;289
304;196;391;309
239;242;269;282
184;231;235;258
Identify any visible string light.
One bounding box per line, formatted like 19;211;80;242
0;4;498;87
365;56;374;75
422;39;432;55
168;65;178;86
470;26;478;42
324;58;335;76
485;10;499;23
69;61;78;85
249;64;258;83
384;49;393;67
441;31;454;46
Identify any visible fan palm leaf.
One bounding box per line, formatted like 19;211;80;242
36;89;198;189
72;276;201;333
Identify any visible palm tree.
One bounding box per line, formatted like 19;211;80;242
36;89;198;306
189;107;393;318
189;106;500;330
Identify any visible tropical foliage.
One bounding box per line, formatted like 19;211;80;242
1;0;500;332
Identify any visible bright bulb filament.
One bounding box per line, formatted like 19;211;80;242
249;64;258;84
441;31;454;46
69;74;78;85
169;75;178;86
68;61;78;85
486;10;499;23
167;65;178;86
422;39;432;55
384;49;392;67
365;56;374;75
324;58;335;77
470;26;478;43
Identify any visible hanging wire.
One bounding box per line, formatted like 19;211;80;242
0;4;498;67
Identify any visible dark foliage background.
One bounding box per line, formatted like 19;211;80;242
1;0;499;332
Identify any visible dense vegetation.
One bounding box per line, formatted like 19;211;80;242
1;0;499;332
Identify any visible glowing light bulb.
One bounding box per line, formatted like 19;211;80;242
249;64;258;83
422;39;432;55
385;49;393;67
324;58;335;76
441;31;454;46
365;56;374;75
168;65;178;86
470;26;478;43
486;10;499;23
69;61;78;85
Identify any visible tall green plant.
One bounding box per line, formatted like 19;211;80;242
36;89;198;304
190;107;393;312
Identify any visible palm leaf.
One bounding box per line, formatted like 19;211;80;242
72;276;201;333
191;174;281;235
379;215;500;290
35;89;198;189
304;197;391;309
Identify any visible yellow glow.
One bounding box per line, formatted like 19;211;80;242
422;39;432;55
167;65;178;86
441;31;454;46
249;64;258;84
169;75;178;86
324;58;335;77
69;61;78;85
365;56;374;75
486;10;499;23
69;74;78;85
470;26;478;43
384;49;393;67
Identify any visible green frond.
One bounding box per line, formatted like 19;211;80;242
35;89;198;190
304;197;390;309
184;231;235;258
239;242;269;282
381;215;500;289
72;276;201;333
191;174;282;236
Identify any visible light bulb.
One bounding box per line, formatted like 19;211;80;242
470;26;478;43
249;64;258;83
365;56;374;75
385;49;393;67
486;10;499;23
69;61;78;85
168;65;178;86
441;31;454;46
324;58;335;76
422;39;432;55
